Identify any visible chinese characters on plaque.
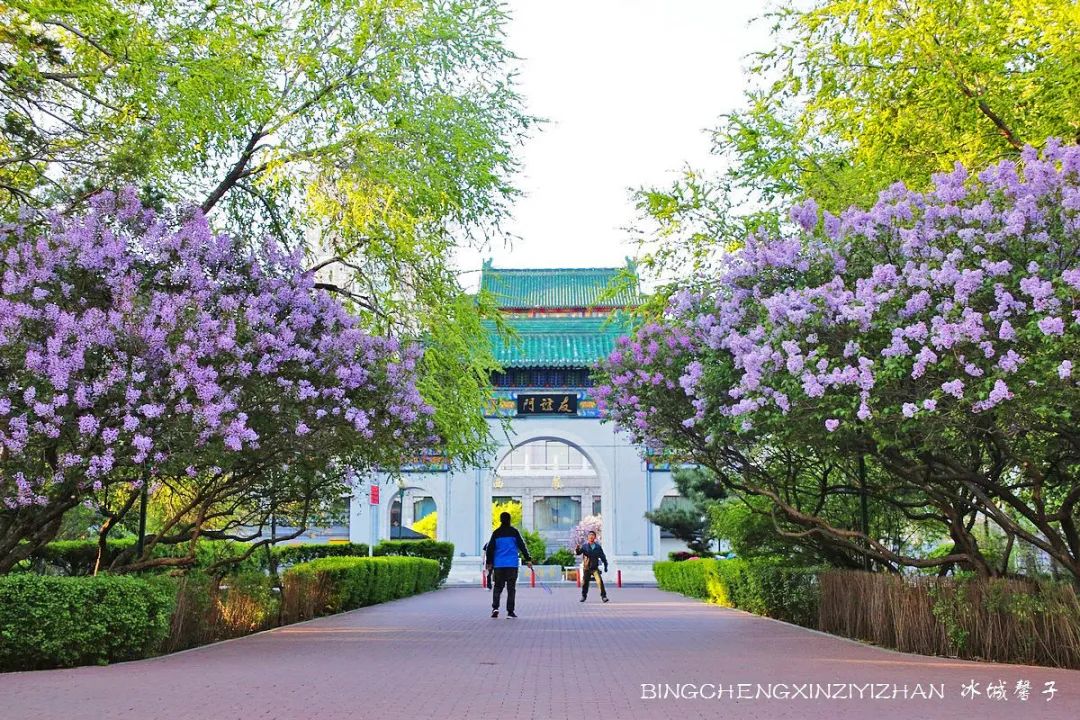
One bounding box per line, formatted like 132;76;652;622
516;393;578;415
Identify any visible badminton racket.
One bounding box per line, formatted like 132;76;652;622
527;566;553;594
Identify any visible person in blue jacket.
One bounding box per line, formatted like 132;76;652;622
485;511;533;618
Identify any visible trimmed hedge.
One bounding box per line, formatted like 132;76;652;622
654;557;723;601
283;556;440;619
373;540;454;583
1;553;443;671
0;574;175;670
24;539;370;577
655;558;820;627
269;542;369;569
26;538;263;576
738;562;820;627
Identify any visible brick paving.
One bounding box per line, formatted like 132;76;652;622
2;585;1080;720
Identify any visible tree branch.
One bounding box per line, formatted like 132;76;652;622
201;128;267;214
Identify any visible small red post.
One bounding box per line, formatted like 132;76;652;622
617;569;623;588
482;571;487;589
530;568;536;587
576;569;581;588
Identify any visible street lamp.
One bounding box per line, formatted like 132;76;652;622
394;477;406;539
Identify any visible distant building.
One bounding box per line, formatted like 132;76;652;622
347;261;688;581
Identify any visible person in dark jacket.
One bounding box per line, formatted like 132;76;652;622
485;511;532;618
576;531;609;603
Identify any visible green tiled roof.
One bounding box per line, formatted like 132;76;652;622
480;260;644;310
484;316;632;368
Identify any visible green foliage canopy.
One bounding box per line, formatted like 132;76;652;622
0;0;533;466
635;0;1080;279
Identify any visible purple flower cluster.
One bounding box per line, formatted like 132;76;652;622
568;514;603;551
1;189;435;509
599;142;1079;447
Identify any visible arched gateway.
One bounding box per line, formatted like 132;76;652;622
347;261;690;582
492;438;600;554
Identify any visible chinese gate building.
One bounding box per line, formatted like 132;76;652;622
347;260;687;582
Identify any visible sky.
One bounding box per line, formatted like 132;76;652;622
454;0;774;289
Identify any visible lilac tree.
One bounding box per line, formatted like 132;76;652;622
0;189;435;572
599;143;1080;578
569;515;603;552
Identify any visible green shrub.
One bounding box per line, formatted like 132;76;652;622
22;539;111;575
711;558;749;607
165;571;280;653
269;542;369;569
519;530;546;565
545;548;575;567
373;540;454;583
27;538;263;576
283;556;440;618
655;558;723;602
736;561;820;627
655;558;819;625
0;574;175;670
181;540;266;575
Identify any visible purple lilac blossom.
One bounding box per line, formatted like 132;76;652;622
596;143;1079;454
1;189;434;510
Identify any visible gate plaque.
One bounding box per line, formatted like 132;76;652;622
516;393;578;415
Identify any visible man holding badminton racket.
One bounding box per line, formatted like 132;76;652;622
576;530;609;603
485;511;533;618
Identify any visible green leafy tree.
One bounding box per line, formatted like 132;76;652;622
0;0;533;465
644;468;726;556
635;0;1080;279
747;0;1080;207
602;146;1080;579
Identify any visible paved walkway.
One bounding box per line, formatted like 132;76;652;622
3;586;1079;720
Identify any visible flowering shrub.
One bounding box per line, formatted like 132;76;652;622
600;143;1080;578
569;514;603;551
411;511;437;539
491;499;522;530
0;189;435;571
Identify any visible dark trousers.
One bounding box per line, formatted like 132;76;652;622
582;568;607;599
491;567;519;612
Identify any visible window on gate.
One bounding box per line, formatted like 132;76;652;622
534;496;581;531
500;440;593;472
413;496;436;521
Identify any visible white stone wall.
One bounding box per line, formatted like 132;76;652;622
349;415;688;583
